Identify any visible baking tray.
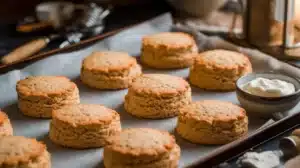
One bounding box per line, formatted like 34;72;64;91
221;124;300;168
1;13;300;168
190;114;300;167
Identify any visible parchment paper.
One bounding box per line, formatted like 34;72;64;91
1;13;300;168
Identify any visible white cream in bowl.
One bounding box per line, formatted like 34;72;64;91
242;77;296;97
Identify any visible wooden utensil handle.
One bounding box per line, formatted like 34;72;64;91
292;129;300;137
1;38;49;64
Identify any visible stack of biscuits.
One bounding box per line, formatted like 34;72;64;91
2;31;253;168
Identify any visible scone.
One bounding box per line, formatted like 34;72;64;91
141;32;198;69
124;74;192;119
189;49;252;91
16;76;80;118
0;136;51;168
49;104;121;149
0;111;13;137
176;100;248;144
80;51;142;89
103;128;180;168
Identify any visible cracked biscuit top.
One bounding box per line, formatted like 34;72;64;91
105;128;176;158
82;51;138;72
0;136;46;166
16;76;77;97
179;100;247;123
194;49;252;70
129;74;190;97
142;32;196;50
52;104;119;126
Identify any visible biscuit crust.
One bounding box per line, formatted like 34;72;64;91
189;50;252;91
176;100;248;144
104;128;180;168
0;136;51;168
49;104;121;148
16;76;80;118
0;111;13;137
81;51;142;89
141;32;198;69
82;51;137;72
124;74;192;119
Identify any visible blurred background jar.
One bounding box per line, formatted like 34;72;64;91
166;0;228;17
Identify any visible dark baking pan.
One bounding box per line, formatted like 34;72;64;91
1;3;300;167
188;112;300;168
218;124;300;168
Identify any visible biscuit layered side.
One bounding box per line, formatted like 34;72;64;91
0;136;51;168
124;74;192;119
49;104;121;149
176;100;248;145
16;76;80;118
189;49;252;91
104;128;180;168
141;32;198;69
0;111;13;137
80;51;142;89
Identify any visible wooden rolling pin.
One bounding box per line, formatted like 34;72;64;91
292;129;300;137
278;128;300;159
284;129;300;168
1;37;49;64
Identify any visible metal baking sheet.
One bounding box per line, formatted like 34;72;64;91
1;13;300;168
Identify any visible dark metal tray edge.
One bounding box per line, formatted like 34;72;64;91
188;111;300;167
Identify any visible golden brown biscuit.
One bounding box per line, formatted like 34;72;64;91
189;49;252;91
81;51;142;89
103;128;180;168
49;104;121;149
176;100;248;144
141;32;198;69
0;136;51;168
0;111;13;137
124;74;192;119
16;76;80;118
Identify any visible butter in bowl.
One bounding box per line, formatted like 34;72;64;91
236;73;300;119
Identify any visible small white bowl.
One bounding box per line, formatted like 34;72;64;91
236;73;300;118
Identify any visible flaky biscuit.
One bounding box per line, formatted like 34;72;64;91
176;100;248;144
81;51;142;89
189;49;252;91
104;128;180;168
16;76;80;118
124;74;192;119
49;104;121;149
141;32;198;69
0;136;51;168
